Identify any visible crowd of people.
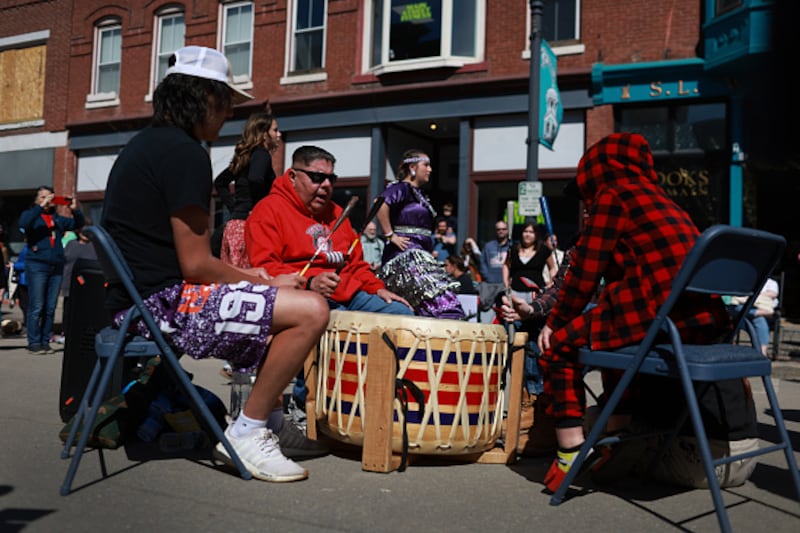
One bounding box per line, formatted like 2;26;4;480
1;46;780;495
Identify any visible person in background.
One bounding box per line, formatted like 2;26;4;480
10;243;29;323
18;186;84;354
0;223;8;308
445;255;477;295
102;45;329;483
480;220;511;285
440;201;457;234
375;148;464;319
58;219;98;344
729;277;779;357
360;220;384;272
503;222;556;304
214;111;281;269
461;237;482;283
431;217;457;263
542;233;565;285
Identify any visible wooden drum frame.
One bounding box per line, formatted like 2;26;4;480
304;310;526;472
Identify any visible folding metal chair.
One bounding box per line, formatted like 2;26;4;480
548;225;800;533
60;225;251;495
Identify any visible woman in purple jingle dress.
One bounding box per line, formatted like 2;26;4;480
375;149;465;319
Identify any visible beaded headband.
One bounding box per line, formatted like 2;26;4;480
402;156;430;165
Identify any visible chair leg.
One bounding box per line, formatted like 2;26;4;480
676;369;733;533
761;376;800;499
60;350;123;496
61;360;103;459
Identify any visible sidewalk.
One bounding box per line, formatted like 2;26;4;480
1;304;799;532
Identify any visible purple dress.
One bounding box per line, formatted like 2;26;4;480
378;181;465;319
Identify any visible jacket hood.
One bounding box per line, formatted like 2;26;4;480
575;132;658;206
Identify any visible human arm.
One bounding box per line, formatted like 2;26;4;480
544;253;557;287
375;194;409;251
213;168;236;212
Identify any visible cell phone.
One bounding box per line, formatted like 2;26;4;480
52;196;72;206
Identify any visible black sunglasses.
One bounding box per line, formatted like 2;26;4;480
292;167;338;185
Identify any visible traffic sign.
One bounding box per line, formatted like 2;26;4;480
518;181;542;216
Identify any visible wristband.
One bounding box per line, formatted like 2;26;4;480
384;232;394;241
305;276;314;290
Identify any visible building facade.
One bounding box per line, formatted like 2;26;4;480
2;0;797;312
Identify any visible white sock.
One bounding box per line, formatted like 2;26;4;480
266;407;285;433
231;413;266;439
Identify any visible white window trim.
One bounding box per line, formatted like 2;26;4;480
362;0;485;75
146;8;185;102
283;0;329;79
86;20;122;108
219;0;254;85
522;0;583;59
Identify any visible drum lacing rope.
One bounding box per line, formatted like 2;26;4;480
382;331;425;472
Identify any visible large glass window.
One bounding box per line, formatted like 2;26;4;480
291;0;326;72
153;11;185;90
367;0;483;71
617;102;729;229
222;1;253;82
95;22;121;96
541;0;579;43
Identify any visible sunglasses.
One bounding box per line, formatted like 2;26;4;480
292;167;338;185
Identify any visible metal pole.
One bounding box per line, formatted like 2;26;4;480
526;0;544;182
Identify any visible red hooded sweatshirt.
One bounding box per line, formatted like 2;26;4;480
245;170;385;303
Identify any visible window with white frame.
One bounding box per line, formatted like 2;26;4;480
152;9;185;92
89;20;122;104
366;0;484;74
525;0;582;57
221;1;254;84
290;0;327;73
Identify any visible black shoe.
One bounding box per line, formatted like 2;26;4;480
27;344;45;355
277;417;329;459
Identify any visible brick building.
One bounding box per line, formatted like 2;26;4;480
2;1;797;312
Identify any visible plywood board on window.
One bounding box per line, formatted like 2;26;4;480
0;45;46;125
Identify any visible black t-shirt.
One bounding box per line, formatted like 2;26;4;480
102;125;211;312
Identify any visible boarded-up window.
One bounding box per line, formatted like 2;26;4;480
0;44;46;125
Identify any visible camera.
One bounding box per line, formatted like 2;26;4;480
52;196;72;206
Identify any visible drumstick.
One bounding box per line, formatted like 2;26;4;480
299;195;359;276
335;196;386;275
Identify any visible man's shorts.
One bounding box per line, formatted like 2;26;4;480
114;281;277;371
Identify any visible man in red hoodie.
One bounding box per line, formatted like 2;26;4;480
246;145;412;315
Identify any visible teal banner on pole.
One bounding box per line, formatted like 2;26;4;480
539;40;562;150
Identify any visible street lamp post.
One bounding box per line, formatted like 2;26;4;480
526;0;544;182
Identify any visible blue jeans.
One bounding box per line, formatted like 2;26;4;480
294;291;414;405
328;290;414;315
26;260;63;348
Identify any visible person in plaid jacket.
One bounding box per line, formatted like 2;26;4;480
535;132;731;492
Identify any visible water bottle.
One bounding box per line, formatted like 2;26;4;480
136;392;172;442
229;371;254;420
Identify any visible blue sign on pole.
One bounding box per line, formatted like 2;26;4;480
539;40;562;150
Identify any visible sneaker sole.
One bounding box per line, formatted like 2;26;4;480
213;444;309;483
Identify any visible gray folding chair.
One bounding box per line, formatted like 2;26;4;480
548;225;800;533
60;225;252;495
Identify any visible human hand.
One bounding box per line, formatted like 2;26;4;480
377;288;412;310
271;273;304;289
38;190;54;209
391;234;410;251
309;271;340;297
241;266;272;280
537;324;553;354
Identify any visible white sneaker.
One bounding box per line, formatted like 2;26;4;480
214;427;308;482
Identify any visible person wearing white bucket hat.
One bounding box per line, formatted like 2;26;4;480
101;46;330;483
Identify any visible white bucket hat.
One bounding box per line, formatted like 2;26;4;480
165;46;253;105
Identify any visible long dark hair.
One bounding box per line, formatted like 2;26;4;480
152;73;231;138
229;112;277;175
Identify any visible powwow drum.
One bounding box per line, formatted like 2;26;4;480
313;310;509;455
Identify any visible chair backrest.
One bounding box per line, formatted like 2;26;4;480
81;225;152;319
640;225;786;349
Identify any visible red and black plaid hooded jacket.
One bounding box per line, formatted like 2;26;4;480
546;132;729;351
